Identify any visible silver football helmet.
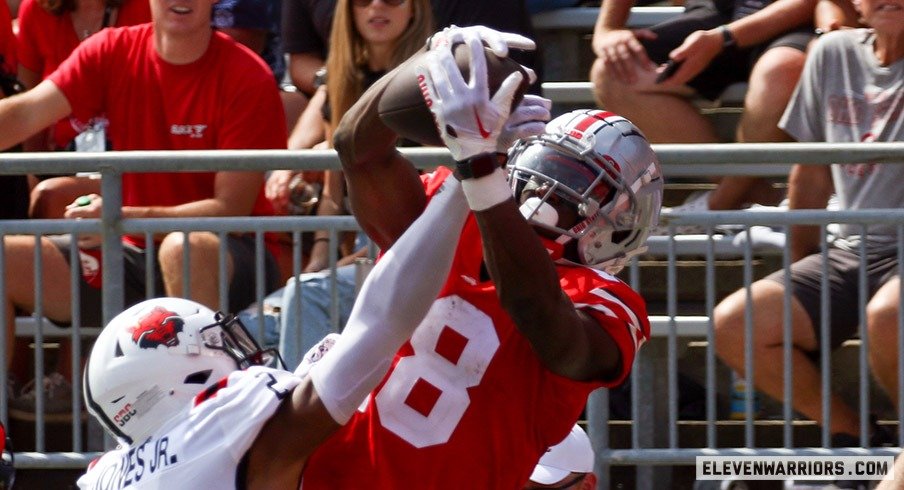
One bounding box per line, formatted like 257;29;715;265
84;297;281;444
507;109;663;273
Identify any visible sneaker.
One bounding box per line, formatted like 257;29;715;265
9;373;75;422
652;191;714;235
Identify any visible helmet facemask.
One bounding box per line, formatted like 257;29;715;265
508;133;643;271
200;312;285;370
506;108;663;273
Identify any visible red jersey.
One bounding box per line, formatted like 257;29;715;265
302;168;650;489
16;0;150;148
0;1;14;76
49;24;286;248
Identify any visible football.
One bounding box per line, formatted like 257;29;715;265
378;44;530;147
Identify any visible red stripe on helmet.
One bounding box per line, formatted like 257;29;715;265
569;111;617;139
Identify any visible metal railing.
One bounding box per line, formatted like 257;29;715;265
0;143;902;483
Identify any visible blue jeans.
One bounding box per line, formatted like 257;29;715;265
238;265;359;370
277;264;359;370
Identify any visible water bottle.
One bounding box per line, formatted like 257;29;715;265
729;370;760;420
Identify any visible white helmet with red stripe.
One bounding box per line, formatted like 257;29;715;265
507;109;662;273
84;297;282;444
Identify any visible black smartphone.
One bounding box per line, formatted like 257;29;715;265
655;59;682;84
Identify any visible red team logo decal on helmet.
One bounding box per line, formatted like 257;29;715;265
130;307;184;349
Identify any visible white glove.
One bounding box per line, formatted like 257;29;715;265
428;25;538;86
417;33;526;161
428;24;536;58
497;94;551;153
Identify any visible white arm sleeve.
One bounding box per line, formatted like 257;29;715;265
309;178;469;424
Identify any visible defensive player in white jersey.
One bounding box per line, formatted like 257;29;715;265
77;174;471;489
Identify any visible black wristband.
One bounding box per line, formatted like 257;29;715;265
453;153;502;181
720;25;737;49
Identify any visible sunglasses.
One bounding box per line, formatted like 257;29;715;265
352;0;406;6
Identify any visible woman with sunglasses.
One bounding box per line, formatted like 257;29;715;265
266;0;432;274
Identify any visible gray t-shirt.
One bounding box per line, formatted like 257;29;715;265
780;29;904;252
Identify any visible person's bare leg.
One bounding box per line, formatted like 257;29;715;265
708;47;805;210
29;176;101;219
590;58;720;144
876;451;904;490
867;277;901;411
714;279;860;437
3;236;75;363
158;231;233;311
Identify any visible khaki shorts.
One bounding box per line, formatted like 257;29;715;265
766;247;899;351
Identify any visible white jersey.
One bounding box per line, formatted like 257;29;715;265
77;366;300;490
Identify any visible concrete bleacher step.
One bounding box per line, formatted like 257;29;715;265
676;338;899;422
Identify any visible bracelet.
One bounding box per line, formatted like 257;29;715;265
313;237;330;244
719;25;737;49
454;153;503;181
461;167;512;211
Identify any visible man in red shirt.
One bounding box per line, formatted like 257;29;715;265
1;0;31;223
0;0;286;348
15;0;151;150
300;27;663;488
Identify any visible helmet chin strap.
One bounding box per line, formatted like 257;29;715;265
519;197;559;227
519;197;572;261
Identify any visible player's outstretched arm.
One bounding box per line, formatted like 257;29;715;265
333;48;429;251
471;190;624;382
307;177;467;423
245;178;468;489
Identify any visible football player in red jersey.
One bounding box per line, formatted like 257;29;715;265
300;26;664;489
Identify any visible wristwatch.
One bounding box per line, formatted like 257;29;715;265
720;25;737;49
454;153;502;180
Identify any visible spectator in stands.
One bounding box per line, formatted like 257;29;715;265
213;0;285;83
814;0;864;32
2;0;49;418
280;0;540;104
0;0;285;382
525;424;597;489
281;0;332;98
16;0;150;219
269;0;432;274
0;0;14;89
0;0;29;222
590;0;815;215
213;0;305;136
714;0;902;455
